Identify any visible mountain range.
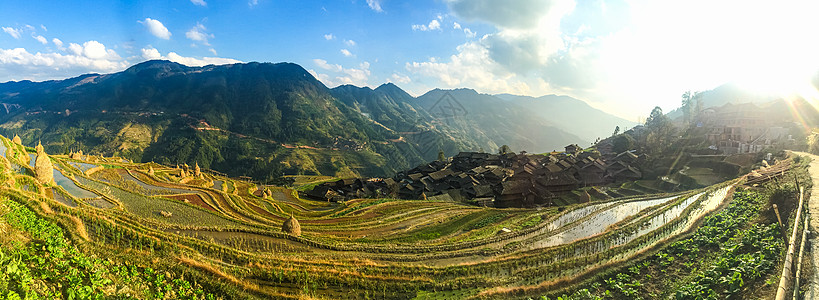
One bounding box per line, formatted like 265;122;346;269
495;94;637;143
0;60;632;181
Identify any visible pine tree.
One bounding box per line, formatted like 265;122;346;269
498;145;510;154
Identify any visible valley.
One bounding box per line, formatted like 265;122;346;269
0;61;633;183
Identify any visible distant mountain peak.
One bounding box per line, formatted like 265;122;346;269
375;82;412;100
423;88;480;98
125;60;188;72
335;84;373;91
375;82;400;91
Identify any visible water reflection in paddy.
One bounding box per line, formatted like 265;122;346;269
68;161;98;172
530;195;677;249
544;202;612;232
47;188;78;207
121;170;196;195
608;186;732;253
0;141;28;174
52;168;100;199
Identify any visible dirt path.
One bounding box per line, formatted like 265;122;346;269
793;151;819;299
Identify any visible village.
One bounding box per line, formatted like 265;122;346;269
307;99;808;208
306;143;643;208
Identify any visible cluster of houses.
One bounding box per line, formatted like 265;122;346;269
306;144;643;208
700;102;794;154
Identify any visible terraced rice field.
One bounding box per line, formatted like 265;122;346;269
0;133;775;299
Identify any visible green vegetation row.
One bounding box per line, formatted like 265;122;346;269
0;197;219;299
541;186;793;300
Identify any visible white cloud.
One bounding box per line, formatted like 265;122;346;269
248;0;259;7
389;73;411;84
139;18;172;40
52;38;63;49
366;0;383;12
313;58;343;72
165;52;241;67
410;0;574;82
40;24;47;31
2;27;21;39
406;41;530;94
446;0;559;29
185;23;213;46
49;40;120;61
436;0;573;77
453;21;476;38
344;39;356;46
324;34;335;40
340;49;353;57
141;47;161;60
307;69;331;84
0;41;241;83
190;0;207;6
208;48;217;55
463;28;476;38
81;41;107;59
33;35;47;45
311;59;371;87
402;0;596;115
412;19;442;32
0;47;129;82
67;43;83;56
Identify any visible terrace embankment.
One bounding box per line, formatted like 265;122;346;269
0;131;794;299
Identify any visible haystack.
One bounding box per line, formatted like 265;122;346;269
282;215;301;236
34;141;53;184
35;140;44;153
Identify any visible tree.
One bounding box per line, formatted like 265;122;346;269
681;91;703;127
644;106;676;156
645;106;668;130
498;145;510;154
612;134;635;153
612;126;620;137
437;149;445;161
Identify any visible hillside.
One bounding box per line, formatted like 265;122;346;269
0;61;406;180
666;82;780;119
495;93;638;143
416;89;585;153
0;60;587;181
0;131;795;299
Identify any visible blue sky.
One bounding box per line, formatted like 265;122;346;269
2;0;818;121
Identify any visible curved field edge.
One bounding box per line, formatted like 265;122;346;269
514;156;810;300
0;131;802;299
